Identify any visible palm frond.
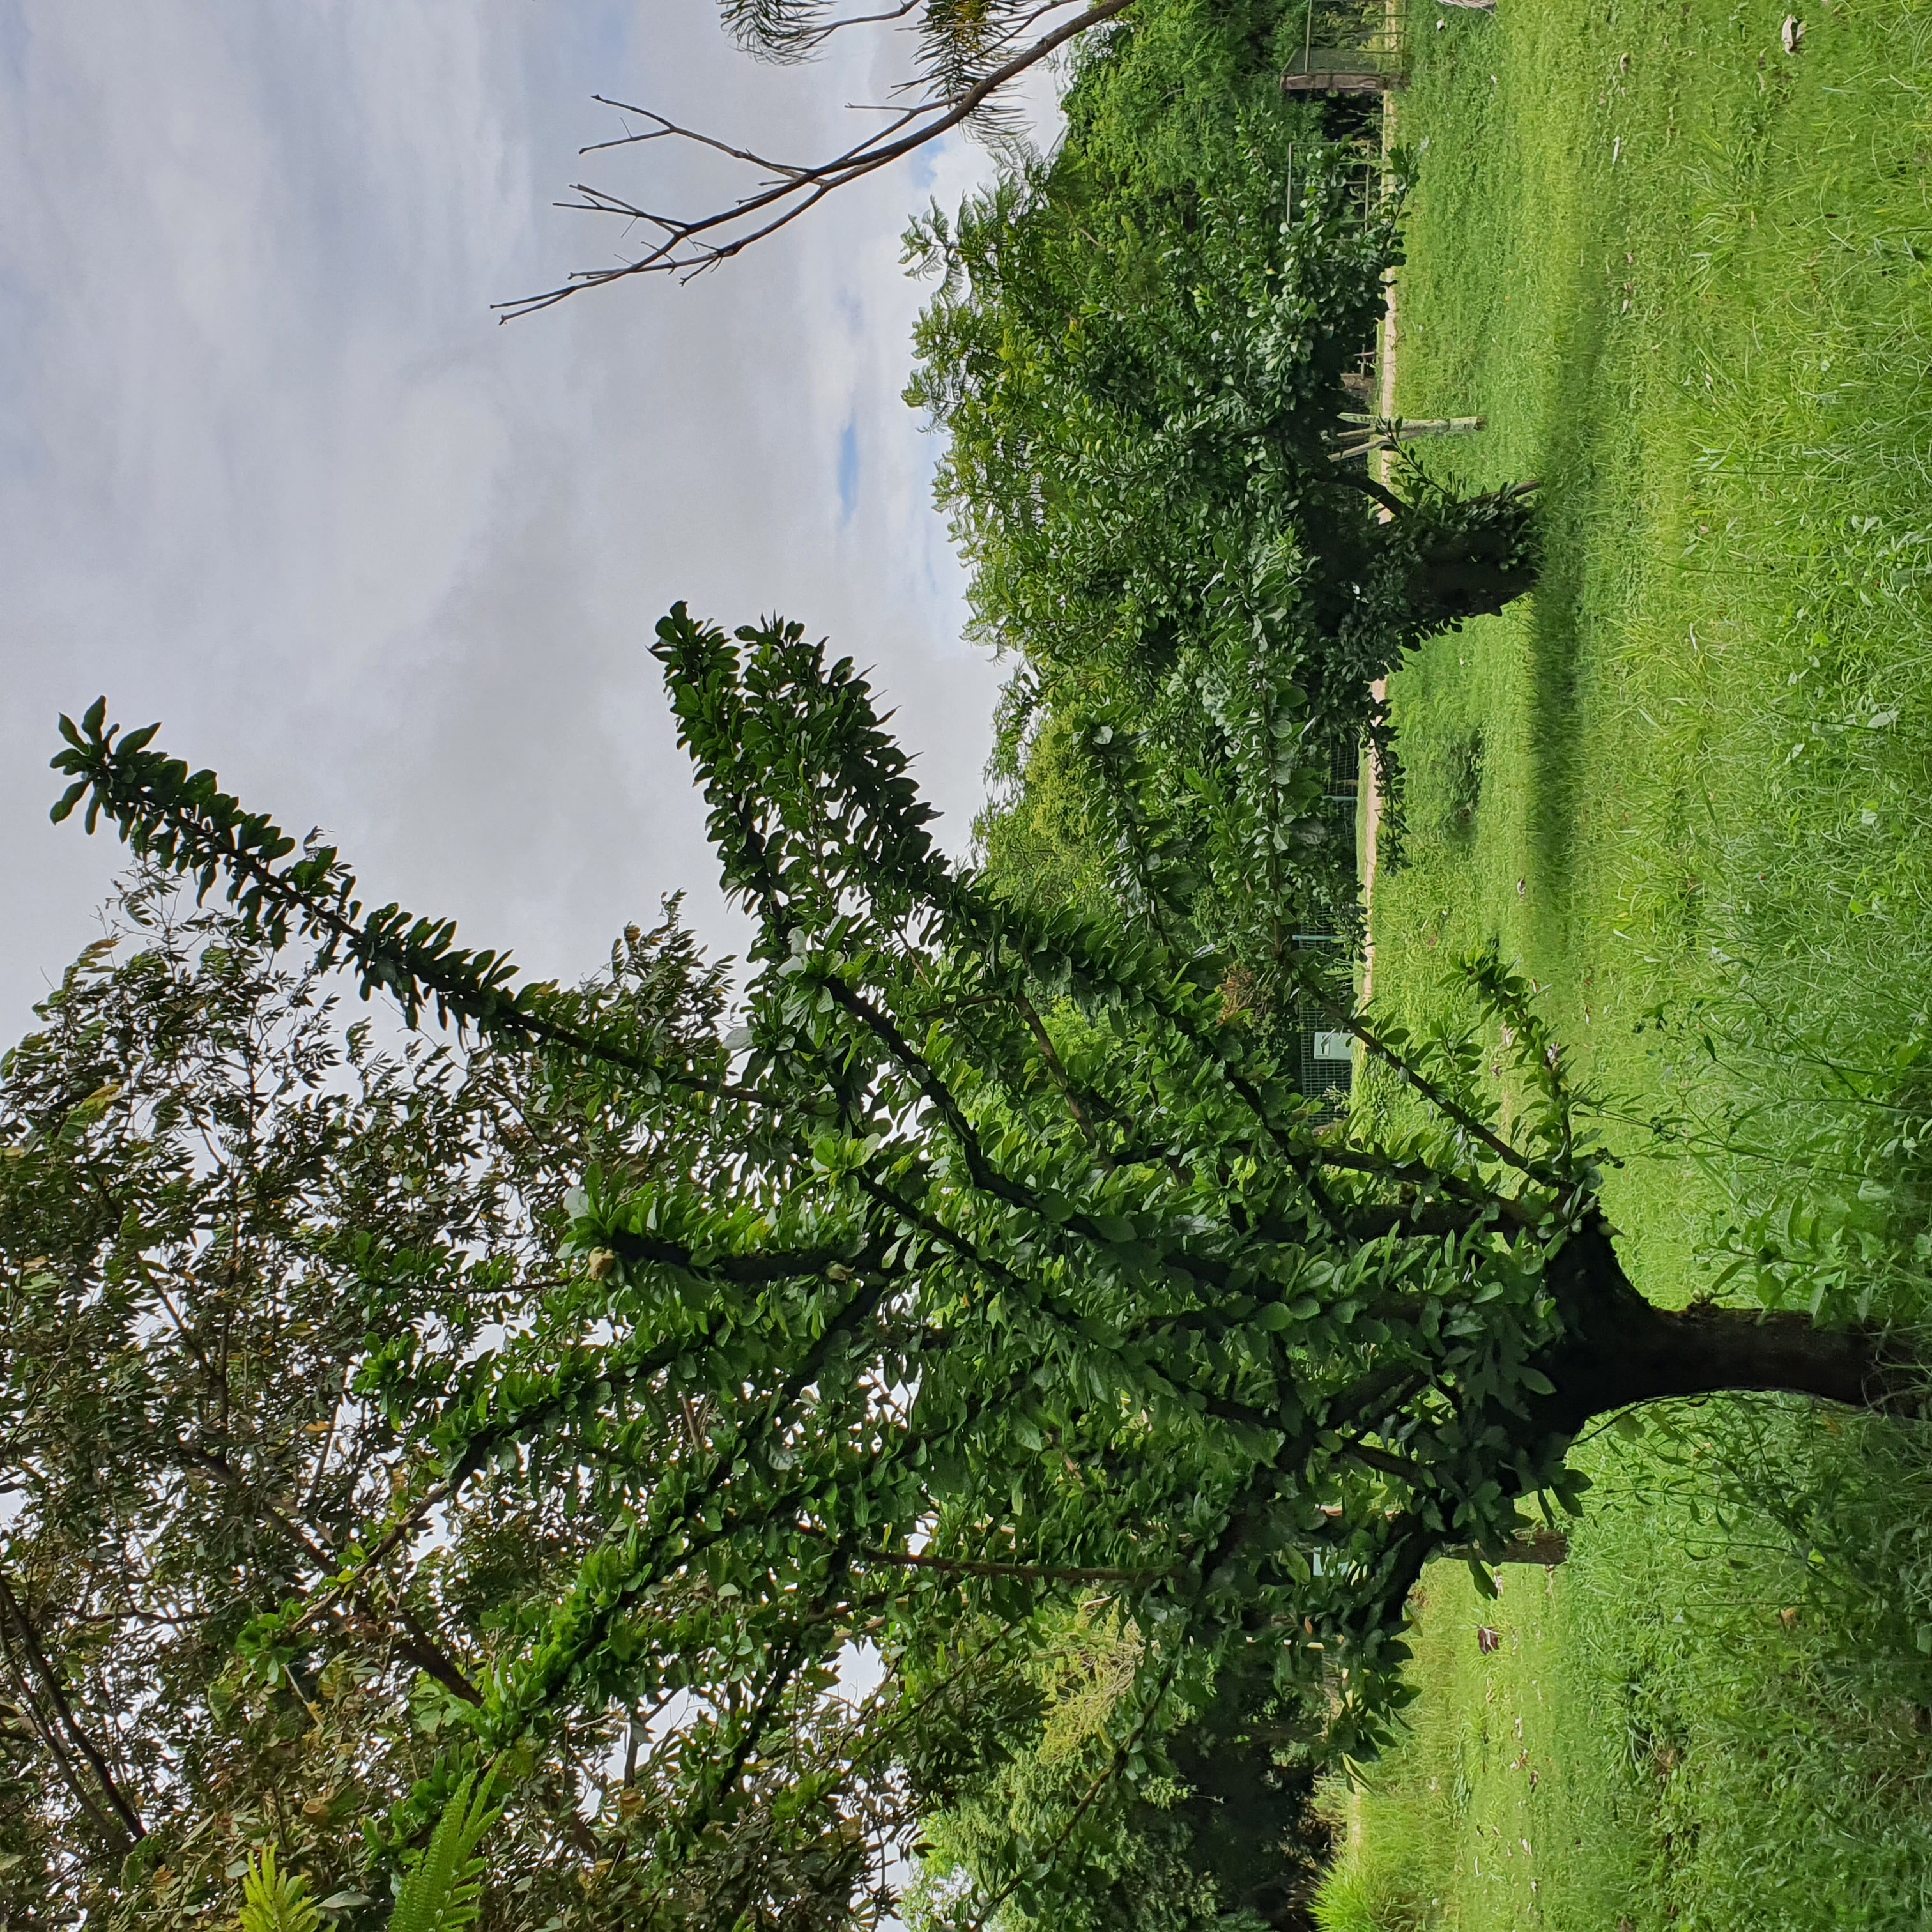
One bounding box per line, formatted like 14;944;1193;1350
720;0;833;61
914;0;1066;137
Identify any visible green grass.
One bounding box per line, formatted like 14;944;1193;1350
1326;1457;1932;1932
1342;0;1932;1923
1378;0;1932;1269
1317;1554;1625;1932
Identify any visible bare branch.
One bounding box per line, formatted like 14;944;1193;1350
818;0;924;38
495;0;1136;316
580;98;815;178
0;1572;145;1848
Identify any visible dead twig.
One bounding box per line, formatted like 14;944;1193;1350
495;0;1135;316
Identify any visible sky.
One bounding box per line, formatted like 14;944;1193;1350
0;1;1045;1036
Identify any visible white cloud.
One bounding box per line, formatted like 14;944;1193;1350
0;0;1034;1026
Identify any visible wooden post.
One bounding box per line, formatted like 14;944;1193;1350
1282;69;1404;92
1330;415;1486;463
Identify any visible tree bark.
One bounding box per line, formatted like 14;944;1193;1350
0;1572;144;1851
1531;1215;1918;1435
1404;509;1538;628
1328;473;1540;638
1444;1527;1570;1566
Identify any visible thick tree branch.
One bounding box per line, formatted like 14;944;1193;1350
0;1639;128;1852
389;1606;487;1708
1330;468;1408;517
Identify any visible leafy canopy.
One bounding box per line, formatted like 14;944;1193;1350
903;12;1536;1001
34;606;1613;1925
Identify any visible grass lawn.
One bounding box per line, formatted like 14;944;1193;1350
1333;0;1932;1924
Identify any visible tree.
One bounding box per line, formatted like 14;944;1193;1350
905;74;1532;1000
498;0;1137;311
0;882;1000;1930
32;608;1915;1924
905;1614;1335;1931
905;135;1534;698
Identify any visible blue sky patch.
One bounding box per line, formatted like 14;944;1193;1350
912;134;949;190
837;415;859;522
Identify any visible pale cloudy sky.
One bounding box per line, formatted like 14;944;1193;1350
0;2;1036;1033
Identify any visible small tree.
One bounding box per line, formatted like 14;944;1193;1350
906;144;1533;715
38;617;1915;1922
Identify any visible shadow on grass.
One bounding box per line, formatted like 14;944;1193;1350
1519;234;1615;921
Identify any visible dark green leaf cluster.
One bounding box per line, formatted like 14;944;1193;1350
32;603;1626;1928
902;0;1537;1011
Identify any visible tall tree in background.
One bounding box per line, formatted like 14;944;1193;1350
903;12;1533;1006
499;0;1399;309
0;885;884;1928
507;0;1535;1033
25;613;1914;1928
907;146;1533;716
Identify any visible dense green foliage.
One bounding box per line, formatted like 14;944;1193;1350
905;0;1536;1000
907;1617;1332;1932
0;882;782;1927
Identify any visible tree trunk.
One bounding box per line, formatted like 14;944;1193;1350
1530;1216;1918;1436
1403;500;1539;629
1444;1526;1570;1566
1330;475;1540;640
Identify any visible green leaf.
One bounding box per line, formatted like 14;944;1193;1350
388;1771;502;1932
238;1847;322;1932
